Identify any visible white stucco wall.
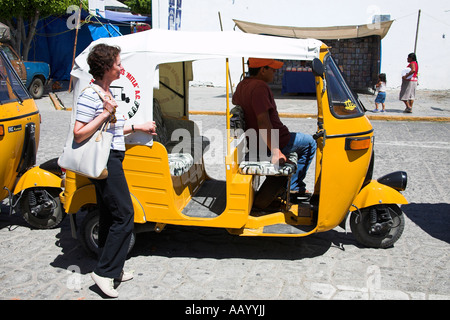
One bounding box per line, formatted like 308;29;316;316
153;0;450;89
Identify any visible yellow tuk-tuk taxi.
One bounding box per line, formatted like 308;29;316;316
61;30;407;255
0;47;64;228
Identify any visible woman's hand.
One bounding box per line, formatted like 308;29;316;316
138;121;157;135
102;96;118;122
124;121;157;135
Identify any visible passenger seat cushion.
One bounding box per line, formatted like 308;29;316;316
167;153;194;176
153;98;196;176
230;105;298;176
239;152;298;176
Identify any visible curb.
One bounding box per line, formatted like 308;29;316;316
189;110;450;122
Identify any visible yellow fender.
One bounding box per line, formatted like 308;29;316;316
64;184;146;223
13;166;62;194
350;180;408;211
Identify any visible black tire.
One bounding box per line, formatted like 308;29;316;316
79;209;136;258
29;77;44;99
20;187;66;229
350;204;405;248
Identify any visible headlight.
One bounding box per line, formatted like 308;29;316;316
377;171;407;191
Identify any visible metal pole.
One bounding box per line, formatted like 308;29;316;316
218;12;234;95
414;9;421;54
68;1;82;93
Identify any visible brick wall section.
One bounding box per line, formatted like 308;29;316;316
274;35;381;93
325;35;381;92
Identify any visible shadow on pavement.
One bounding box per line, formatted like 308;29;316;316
402;202;450;244
49;218;359;275
128;225;358;261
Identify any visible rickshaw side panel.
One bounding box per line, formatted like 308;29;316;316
315;80;374;231
313;52;375;232
61;172;96;214
317;135;373;231
60;172;146;223
123;142;227;227
0;99;40;199
123;143;177;221
225;149;255;222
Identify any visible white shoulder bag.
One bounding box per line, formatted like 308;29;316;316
58;86;113;179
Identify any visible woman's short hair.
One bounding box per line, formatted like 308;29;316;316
87;43;121;80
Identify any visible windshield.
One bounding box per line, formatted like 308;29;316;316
0;50;30;104
324;55;364;118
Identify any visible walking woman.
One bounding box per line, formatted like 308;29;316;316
399;53;419;113
73;43;156;297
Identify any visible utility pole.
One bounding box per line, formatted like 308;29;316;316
414;9;421;54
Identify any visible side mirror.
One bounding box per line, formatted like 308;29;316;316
311;58;324;79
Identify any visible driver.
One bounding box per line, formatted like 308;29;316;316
232;58;316;196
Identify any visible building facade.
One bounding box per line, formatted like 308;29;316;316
153;0;450;90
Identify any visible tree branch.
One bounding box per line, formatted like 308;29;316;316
22;9;40;60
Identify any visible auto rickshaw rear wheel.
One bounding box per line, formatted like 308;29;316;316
350;204;405;248
79;208;136;258
20;187;66;229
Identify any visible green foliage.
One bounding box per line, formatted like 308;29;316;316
0;0;84;20
125;0;151;15
0;0;86;59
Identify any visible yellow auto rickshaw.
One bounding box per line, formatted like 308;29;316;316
61;30;407;255
0;47;64;228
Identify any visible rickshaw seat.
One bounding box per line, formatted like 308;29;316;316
153;99;207;176
230;106;297;176
238;152;297;176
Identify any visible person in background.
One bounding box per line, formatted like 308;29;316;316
373;73;387;113
399;53;419;113
232;58;316;197
73;43;157;298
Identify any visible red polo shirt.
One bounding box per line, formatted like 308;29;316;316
232;77;291;150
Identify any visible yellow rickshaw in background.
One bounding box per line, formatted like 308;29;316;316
61;30;407;256
0;47;64;229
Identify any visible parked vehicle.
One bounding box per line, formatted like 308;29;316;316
61;30;407;256
0;42;50;99
0;47;64;228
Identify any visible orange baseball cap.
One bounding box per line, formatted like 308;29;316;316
248;58;284;69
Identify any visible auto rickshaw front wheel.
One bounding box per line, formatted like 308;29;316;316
79;209;136;258
20;187;66;229
350;204;405;249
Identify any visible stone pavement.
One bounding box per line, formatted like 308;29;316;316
0;86;449;301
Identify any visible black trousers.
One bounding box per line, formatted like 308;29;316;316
90;150;134;279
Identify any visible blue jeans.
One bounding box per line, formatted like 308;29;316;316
281;132;316;193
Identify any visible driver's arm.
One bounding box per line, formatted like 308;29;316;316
256;112;286;165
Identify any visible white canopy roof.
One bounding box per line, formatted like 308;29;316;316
71;29;323;145
73;29;323;69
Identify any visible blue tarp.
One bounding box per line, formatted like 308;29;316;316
104;10;151;23
28;10;151;81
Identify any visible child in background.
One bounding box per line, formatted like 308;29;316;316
374;73;387;112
